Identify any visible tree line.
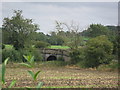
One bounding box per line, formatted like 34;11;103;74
1;10;119;68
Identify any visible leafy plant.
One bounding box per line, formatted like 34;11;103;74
21;55;43;88
2;57;9;84
1;58;16;88
8;80;16;88
20;55;35;68
36;82;43;88
28;70;41;81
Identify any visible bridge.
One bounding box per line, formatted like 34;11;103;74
40;48;70;61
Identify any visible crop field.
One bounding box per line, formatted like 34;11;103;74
3;63;118;88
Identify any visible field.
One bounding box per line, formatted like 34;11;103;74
4;45;13;49
5;45;70;50
47;45;70;49
3;63;118;88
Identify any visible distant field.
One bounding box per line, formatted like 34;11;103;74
47;45;70;49
5;45;13;49
4;44;70;49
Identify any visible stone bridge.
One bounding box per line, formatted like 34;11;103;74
40;48;70;61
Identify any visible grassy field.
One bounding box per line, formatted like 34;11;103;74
47;45;70;49
5;45;13;49
3;63;118;88
5;45;70;49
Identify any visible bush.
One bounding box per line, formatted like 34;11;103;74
84;35;113;68
69;48;85;64
2;48;43;62
76;61;86;68
35;41;50;48
2;49;22;62
24;47;43;61
97;60;119;71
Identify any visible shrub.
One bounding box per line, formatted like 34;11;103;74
2;49;22;62
76;61;86;68
35;41;50;48
69;48;85;64
84;35;113;68
2;48;43;62
97;60;119;71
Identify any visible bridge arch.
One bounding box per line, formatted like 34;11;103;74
47;55;57;61
40;48;70;61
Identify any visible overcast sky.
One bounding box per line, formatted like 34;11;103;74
1;2;118;34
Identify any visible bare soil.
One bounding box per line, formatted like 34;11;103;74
3;64;118;88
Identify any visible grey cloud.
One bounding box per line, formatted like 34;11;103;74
1;2;118;34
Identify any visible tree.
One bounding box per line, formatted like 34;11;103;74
81;24;110;38
55;21;82;49
2;10;39;50
84;35;113;68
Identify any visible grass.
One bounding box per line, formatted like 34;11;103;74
5;45;13;49
5;44;70;50
47;45;70;49
3;63;118;88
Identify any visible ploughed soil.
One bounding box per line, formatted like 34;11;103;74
2;63;118;88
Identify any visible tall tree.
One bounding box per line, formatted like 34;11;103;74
55;21;82;49
81;24;110;38
2;10;39;50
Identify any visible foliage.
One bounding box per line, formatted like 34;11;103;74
2;58;9;84
69;48;85;64
2;47;42;62
20;55;43;88
81;24;110;38
84;35;113;68
76;61;86;68
1;58;16;88
35;41;50;48
55;21;83;49
5;44;13;49
2;44;5;49
97;60;119;71
2;49;22;62
47;33;64;45
20;55;35;68
2;10;39;50
28;70;41;81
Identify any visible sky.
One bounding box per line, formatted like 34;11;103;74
1;2;118;34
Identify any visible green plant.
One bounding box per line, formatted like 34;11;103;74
2;49;22;63
1;58;16;88
84;35;113;68
2;58;9;84
21;55;43;88
20;55;35;68
35;41;50;48
28;71;41;81
69;48;85;65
